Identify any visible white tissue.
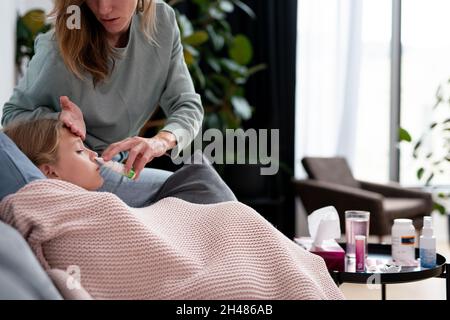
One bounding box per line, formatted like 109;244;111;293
308;206;341;246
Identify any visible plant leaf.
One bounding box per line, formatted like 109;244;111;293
209;7;225;20
21;10;46;36
177;14;194;38
399;128;412;142
246;64;267;77
183;50;195;66
417;168;425;180
425;173;435;185
232;0;256;18
204;89;222;105
219;0;234;13
206;25;225;51
183;31;209;46
229;34;253;65
207;57;222;73
412;139;422;158
231;96;253;120
433;201;447;215
221;58;248;75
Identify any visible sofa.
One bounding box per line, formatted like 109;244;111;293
0;131;236;299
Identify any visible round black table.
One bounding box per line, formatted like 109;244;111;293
330;243;449;300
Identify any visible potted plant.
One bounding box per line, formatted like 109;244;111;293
410;80;450;214
169;0;266;132
16;9;51;79
146;0;266;173
402;79;450;241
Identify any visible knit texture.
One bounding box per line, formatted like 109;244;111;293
0;180;344;300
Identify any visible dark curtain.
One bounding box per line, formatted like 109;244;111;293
228;0;298;238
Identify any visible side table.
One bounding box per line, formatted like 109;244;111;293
330;243;449;300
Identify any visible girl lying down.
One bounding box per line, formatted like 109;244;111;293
1;119;344;300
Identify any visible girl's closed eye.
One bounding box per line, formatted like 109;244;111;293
76;149;85;154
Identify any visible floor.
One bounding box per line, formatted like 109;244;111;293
339;212;449;300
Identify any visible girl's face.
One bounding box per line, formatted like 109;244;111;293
42;128;104;191
85;0;138;39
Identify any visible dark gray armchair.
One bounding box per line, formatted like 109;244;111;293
292;157;433;236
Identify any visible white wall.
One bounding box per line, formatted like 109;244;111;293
0;0;17;126
0;0;54;126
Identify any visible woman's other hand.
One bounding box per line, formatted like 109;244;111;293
59;96;86;140
102;132;177;180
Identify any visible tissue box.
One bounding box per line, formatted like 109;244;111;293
294;237;345;272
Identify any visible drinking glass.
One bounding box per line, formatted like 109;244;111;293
345;211;370;258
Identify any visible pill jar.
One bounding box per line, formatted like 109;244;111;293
391;219;416;266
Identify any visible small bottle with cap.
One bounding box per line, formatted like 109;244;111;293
95;157;136;180
420;216;436;268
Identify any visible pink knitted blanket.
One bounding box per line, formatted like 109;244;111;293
0;180;344;300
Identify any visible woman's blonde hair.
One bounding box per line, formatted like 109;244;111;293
50;0;158;86
3;119;65;167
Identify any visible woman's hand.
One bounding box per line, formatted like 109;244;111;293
102;132;177;180
59;96;86;140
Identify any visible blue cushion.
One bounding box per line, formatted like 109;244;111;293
0;132;46;201
0;221;62;300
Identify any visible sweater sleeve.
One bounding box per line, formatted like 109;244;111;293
1;32;66;127
158;5;204;157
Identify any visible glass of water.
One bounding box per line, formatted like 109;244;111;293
345;211;370;258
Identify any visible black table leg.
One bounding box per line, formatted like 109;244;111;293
382;284;386;300
446;264;449;301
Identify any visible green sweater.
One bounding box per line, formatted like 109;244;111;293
2;1;203;155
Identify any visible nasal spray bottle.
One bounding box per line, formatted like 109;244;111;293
420;216;436;268
96;158;136;180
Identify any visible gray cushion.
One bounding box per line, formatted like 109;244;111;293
0;132;46;201
152;151;237;204
0;132;60;299
302;157;360;188
0;221;62;300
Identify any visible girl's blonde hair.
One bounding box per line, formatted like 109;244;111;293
3;119;65;167
50;0;158;86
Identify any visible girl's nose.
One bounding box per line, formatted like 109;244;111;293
89;149;98;160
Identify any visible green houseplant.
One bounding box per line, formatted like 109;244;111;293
169;0;266;132
16;9;51;77
405;80;450;214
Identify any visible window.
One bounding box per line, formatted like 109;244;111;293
296;0;448;186
353;0;392;183
400;0;450;186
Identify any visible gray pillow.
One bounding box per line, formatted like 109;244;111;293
0;132;46;201
152;151;237;204
0;221;62;300
0;132;59;299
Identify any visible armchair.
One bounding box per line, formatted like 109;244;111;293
292;157;433;236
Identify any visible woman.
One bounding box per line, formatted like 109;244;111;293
2;0;204;207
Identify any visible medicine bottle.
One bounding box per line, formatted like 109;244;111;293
419;216;436;268
391;219;416;266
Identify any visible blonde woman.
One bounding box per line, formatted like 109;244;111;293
2;0;204;207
